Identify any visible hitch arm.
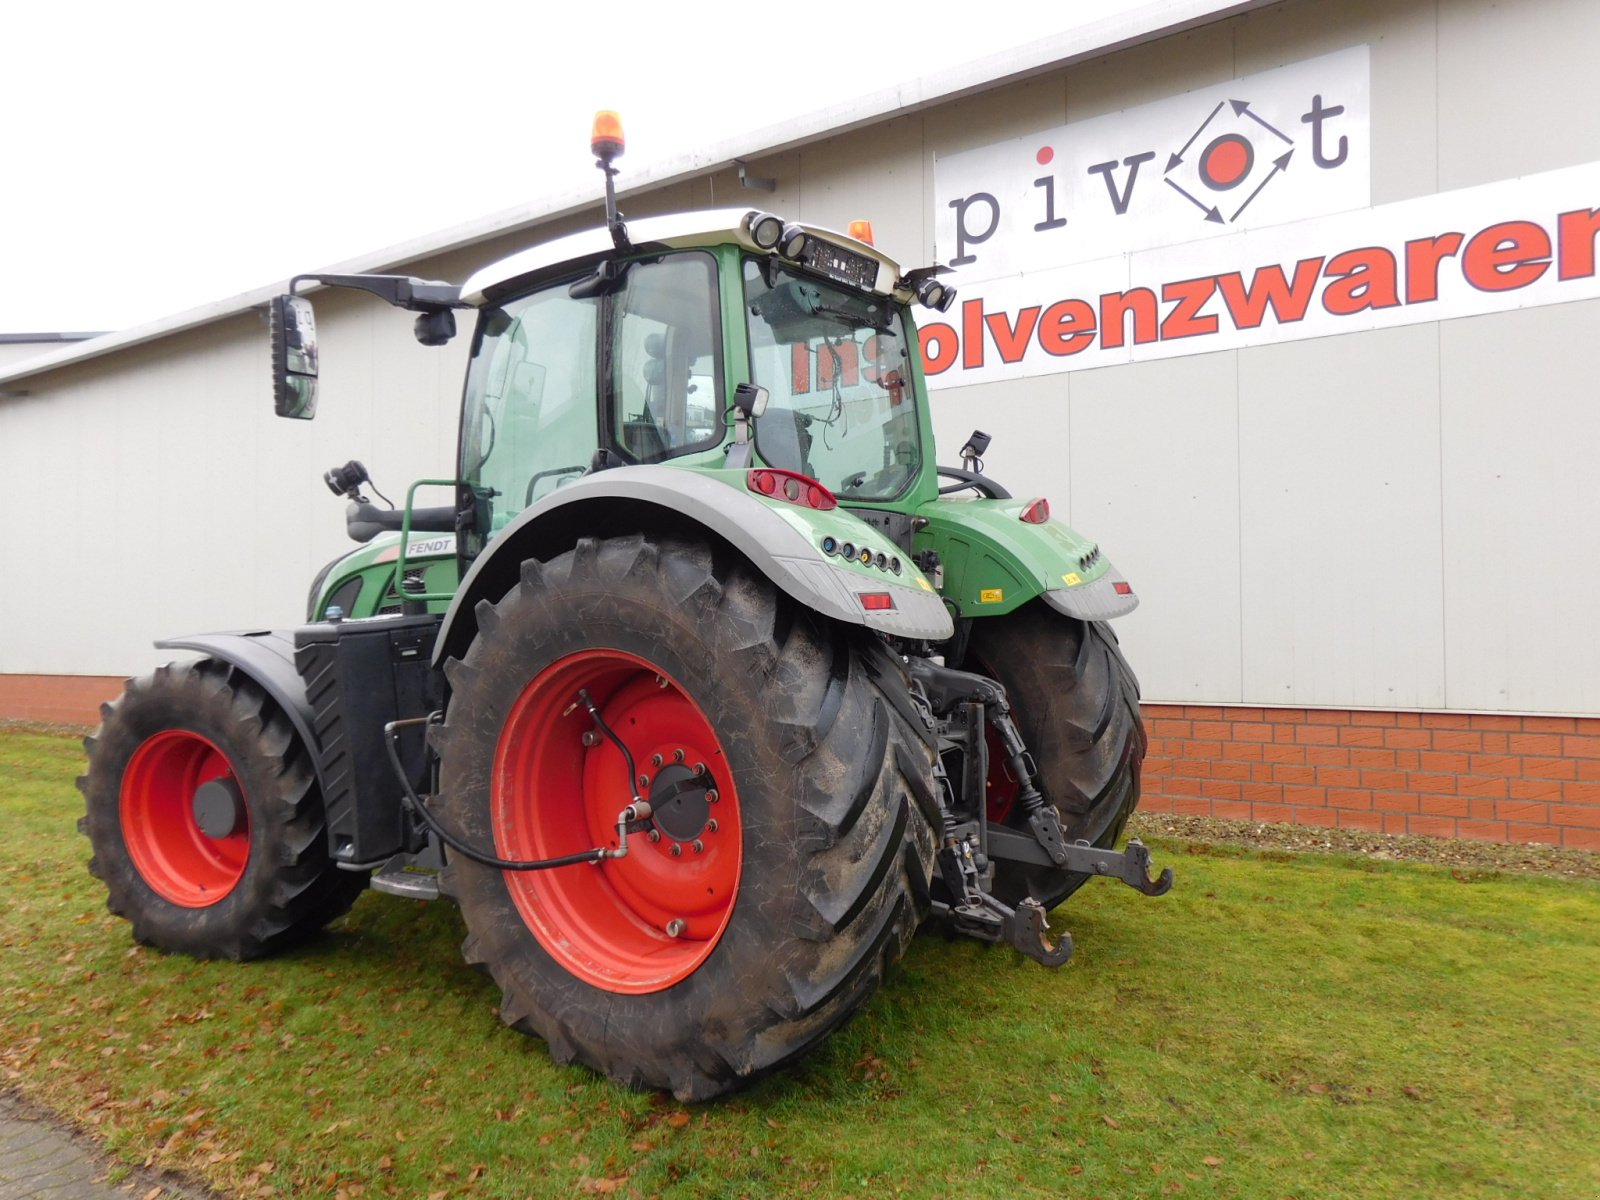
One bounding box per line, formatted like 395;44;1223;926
986;830;1174;896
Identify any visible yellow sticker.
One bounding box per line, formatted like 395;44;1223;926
1062;572;1081;587
916;576;934;592
979;588;1004;604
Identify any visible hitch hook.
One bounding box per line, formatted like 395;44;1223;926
1005;898;1074;968
1119;838;1175;897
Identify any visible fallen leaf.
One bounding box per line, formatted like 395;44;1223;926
1202;1156;1224;1167
1103;1116;1120;1128
141;1188;162;1200
578;1177;629;1194
666;1112;690;1129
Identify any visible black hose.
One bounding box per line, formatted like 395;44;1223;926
382;717;612;872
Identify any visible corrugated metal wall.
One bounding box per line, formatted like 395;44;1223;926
3;0;1597;716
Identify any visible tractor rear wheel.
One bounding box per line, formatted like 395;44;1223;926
435;535;938;1100
79;659;368;960
966;604;1146;910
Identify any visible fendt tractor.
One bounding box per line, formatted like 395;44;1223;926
80;114;1170;1100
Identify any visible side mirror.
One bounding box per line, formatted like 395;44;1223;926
270;294;320;419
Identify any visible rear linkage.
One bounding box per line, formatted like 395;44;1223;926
904;658;1172;968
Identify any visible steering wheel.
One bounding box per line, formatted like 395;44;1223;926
936;465;1012;499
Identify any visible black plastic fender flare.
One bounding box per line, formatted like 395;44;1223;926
153;630;323;788
432;465;952;669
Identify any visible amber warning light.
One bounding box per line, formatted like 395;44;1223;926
847;220;874;246
591;111;625;160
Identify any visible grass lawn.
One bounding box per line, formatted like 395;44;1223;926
3;726;1597;1199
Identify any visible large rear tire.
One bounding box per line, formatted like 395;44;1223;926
79;659;368;960
966;604;1146;910
435;535;938;1100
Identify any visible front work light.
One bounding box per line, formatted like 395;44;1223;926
914;277;948;310
779;223;808;258
746;211;783;250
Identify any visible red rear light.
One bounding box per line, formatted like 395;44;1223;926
745;468;838;511
1113;581;1133;596
1019;497;1050;524
857;592;895;611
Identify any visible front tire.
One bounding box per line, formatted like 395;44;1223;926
966;604;1146;910
79;659;368;960
435;535;938;1100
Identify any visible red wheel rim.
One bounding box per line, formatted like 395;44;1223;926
493;649;743;994
119;730;250;907
984;721;1021;825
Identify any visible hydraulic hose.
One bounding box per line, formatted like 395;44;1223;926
382;702;649;872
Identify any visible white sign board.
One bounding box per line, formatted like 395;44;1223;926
933;46;1372;278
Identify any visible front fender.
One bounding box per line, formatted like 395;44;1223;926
914;496;1139;621
433;465;952;668
154;630;321;779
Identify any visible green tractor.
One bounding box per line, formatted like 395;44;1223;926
80;115;1169;1100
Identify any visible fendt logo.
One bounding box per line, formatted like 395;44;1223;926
935;46;1371;279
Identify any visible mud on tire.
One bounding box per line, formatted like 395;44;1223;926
966;603;1147;910
435;535;939;1100
79;659;368;960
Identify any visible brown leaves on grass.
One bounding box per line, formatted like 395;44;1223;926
578;1176;630;1194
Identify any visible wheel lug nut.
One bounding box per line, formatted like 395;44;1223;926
691;839;704;853
693;762;706;776
647;830;661;843
706;818;718;832
655;675;668;689
665;918;686;937
650;753;664;767
637;774;650;789
673;749;685;762
705;789;719;804
581;731;600;747
670;843;683;857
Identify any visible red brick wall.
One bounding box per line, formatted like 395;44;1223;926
0;675;123;726
1140;704;1600;851
5;675;1598;851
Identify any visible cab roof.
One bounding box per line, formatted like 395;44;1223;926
459;209;904;305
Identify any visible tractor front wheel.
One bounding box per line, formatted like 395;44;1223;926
435;536;938;1100
79;660;368;960
966;604;1147;911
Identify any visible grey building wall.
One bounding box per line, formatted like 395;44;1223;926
2;0;1596;715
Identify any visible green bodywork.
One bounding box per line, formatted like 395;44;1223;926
309;240;1119;628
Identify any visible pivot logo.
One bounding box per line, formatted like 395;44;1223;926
934;46;1370;278
1161;94;1347;225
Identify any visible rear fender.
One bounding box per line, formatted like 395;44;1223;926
432;465;952;668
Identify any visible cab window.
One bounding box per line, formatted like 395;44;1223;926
610;253;723;462
461;285;599;535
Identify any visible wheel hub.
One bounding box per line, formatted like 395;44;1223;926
649;763;715;842
192;776;246;839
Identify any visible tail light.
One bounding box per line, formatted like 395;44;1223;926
857;592;895;611
746;468;838;511
1019;497;1050;524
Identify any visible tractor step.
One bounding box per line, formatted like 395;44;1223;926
369;849;442;900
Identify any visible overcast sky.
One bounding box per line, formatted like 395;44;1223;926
1;0;1154;334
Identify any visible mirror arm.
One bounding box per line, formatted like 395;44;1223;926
289;273;467;313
